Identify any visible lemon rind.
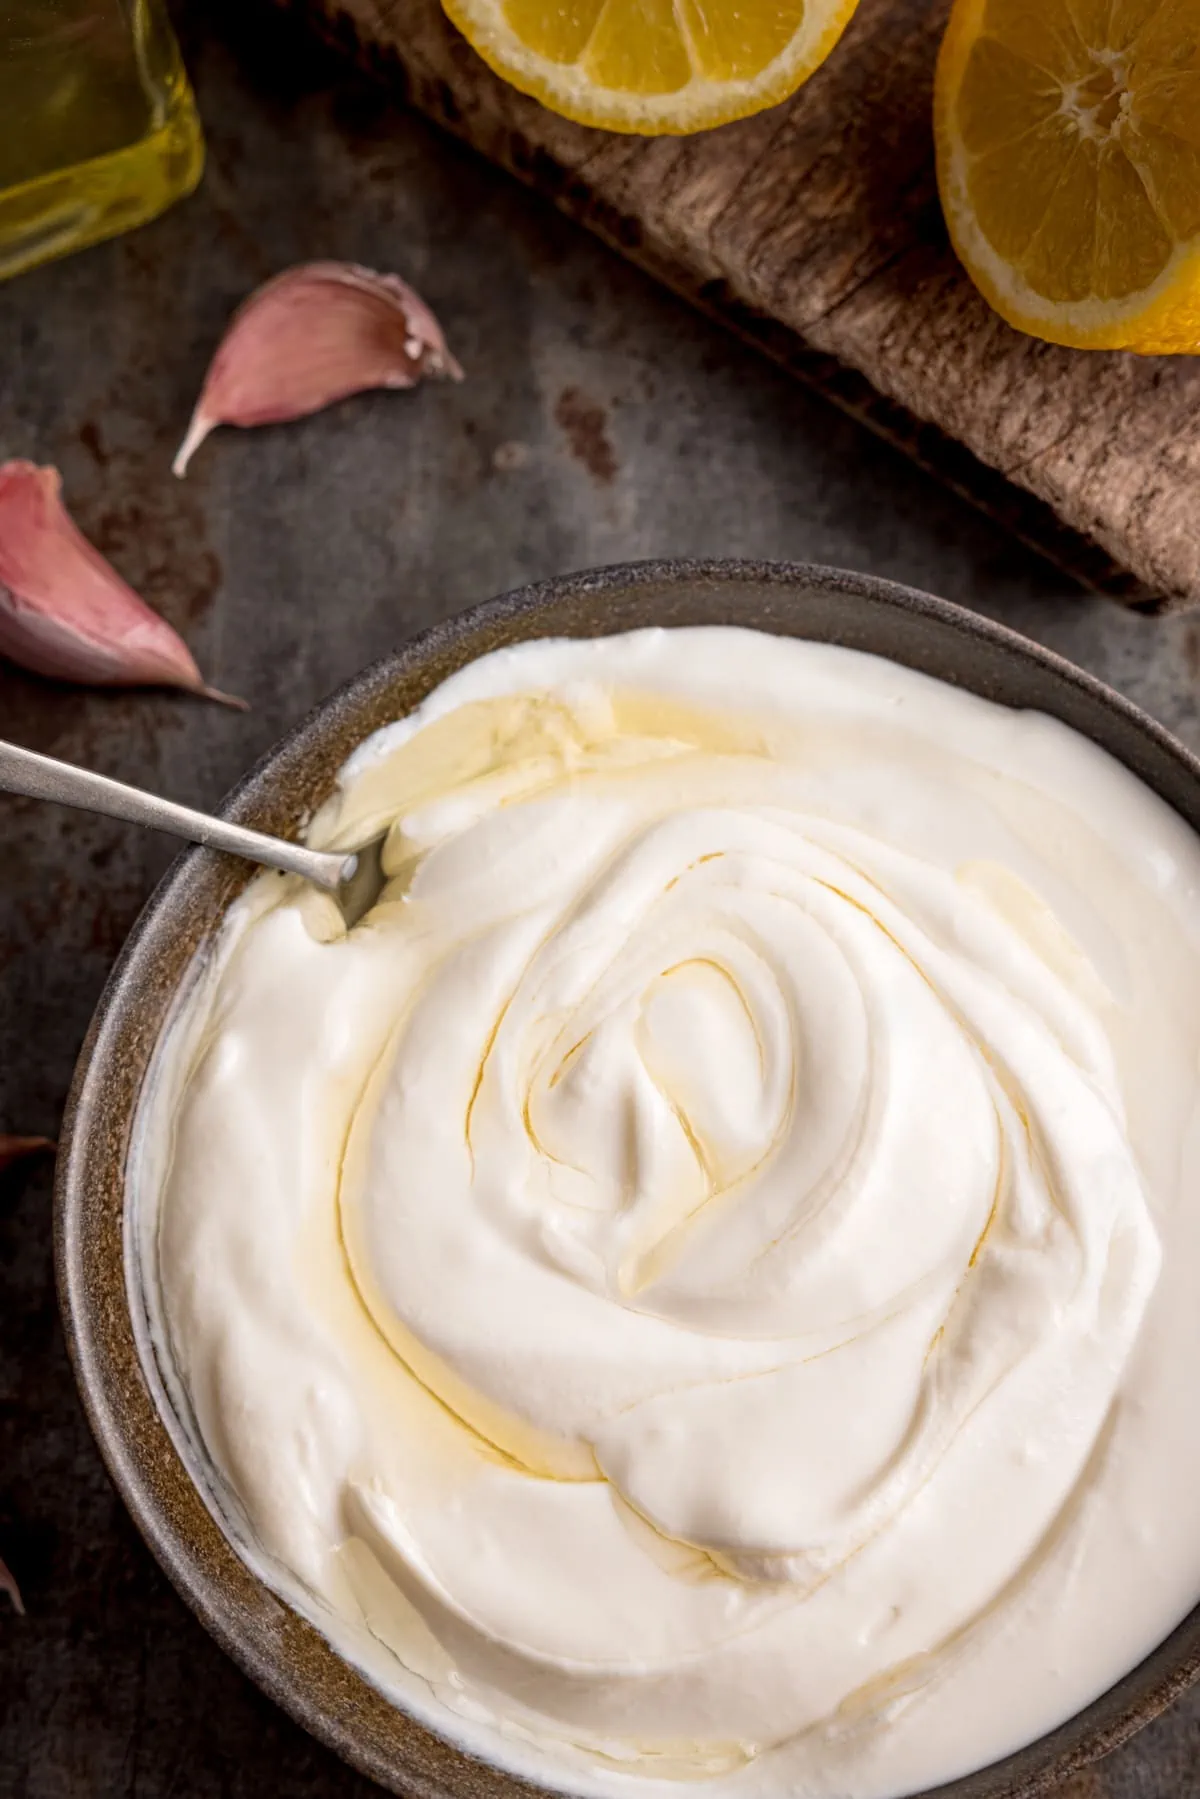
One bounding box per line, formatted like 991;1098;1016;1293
442;0;861;135
933;0;1200;353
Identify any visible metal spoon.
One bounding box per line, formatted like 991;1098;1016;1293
0;737;386;923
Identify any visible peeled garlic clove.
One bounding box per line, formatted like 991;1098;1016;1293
0;1555;23;1616
0;1135;54;1173
174;261;464;476
0;462;241;706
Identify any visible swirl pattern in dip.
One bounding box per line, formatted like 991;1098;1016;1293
134;628;1200;1799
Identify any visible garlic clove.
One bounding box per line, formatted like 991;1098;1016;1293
174;261;463;476
0;1555;23;1616
0;462;242;706
0;1136;54;1172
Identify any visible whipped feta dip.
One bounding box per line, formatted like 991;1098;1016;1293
131;627;1200;1799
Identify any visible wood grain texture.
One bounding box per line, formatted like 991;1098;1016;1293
281;0;1200;611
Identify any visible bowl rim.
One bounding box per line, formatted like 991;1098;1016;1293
54;556;1200;1799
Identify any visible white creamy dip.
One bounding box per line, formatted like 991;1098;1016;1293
132;627;1200;1799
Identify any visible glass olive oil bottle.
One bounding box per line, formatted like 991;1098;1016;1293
0;0;203;283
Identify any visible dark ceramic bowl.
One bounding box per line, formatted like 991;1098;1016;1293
56;561;1200;1799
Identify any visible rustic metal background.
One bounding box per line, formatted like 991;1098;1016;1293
3;3;1200;1793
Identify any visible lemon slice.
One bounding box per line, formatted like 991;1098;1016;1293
935;0;1200;350
441;0;862;135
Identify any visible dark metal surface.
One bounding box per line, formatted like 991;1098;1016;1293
4;4;1200;1794
0;739;357;890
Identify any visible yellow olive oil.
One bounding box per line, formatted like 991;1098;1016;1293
0;0;203;282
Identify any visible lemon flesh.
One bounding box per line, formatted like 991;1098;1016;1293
936;0;1200;350
443;0;861;134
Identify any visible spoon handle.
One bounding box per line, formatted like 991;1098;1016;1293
0;738;354;893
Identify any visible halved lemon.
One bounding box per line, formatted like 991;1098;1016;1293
935;0;1200;351
441;0;863;135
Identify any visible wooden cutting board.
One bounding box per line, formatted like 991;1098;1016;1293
286;0;1200;610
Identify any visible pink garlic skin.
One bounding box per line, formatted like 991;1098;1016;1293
0;462;239;704
0;1136;54;1173
174;261;464;476
0;1555;23;1616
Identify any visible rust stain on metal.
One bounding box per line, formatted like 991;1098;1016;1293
70;422;223;633
78;420;110;468
1183;617;1200;680
554;386;618;485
